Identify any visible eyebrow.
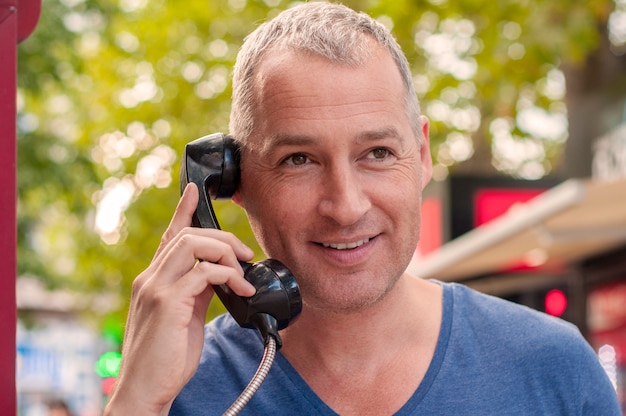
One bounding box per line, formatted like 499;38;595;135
258;133;316;156
354;126;403;144
259;126;404;155
268;134;316;147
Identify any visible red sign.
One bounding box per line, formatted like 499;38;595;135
474;188;545;226
416;196;442;257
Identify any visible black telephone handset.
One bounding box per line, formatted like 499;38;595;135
180;133;302;348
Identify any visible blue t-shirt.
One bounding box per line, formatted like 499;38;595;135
170;282;621;415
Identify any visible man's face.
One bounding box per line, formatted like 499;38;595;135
235;44;431;314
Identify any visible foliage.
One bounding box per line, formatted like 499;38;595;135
16;0;623;330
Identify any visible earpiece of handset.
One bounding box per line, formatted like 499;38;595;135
180;132;240;230
180;133;302;347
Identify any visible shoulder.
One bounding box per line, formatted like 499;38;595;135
442;282;590;361
423;282;621;414
170;314;267;414
173;315;333;415
447;282;577;333
202;313;264;363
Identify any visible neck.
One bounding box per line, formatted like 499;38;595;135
279;275;442;370
277;275;443;415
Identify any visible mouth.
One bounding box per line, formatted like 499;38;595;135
320;237;371;250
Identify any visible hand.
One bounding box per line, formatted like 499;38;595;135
104;183;256;415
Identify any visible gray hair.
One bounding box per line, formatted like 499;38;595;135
229;1;423;146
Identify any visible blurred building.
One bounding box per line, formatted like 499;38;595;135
16;277;119;416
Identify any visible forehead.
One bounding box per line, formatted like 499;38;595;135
248;44;409;147
253;41;402;96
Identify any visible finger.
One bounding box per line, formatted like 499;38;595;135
202;229;255;262
156;233;255;289
138;228;255;304
177;260;257;298
154;183;199;260
156;226;255;269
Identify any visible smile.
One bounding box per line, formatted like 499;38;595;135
321;238;371;250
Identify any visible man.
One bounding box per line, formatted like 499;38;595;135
105;2;621;415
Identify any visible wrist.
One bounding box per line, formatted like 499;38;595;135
104;380;171;416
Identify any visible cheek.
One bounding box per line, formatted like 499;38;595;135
384;164;423;206
241;171;292;218
384;169;423;236
239;170;306;250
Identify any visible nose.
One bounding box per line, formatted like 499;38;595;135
317;163;371;226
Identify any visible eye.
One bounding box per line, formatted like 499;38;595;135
367;148;391;160
283;153;309;166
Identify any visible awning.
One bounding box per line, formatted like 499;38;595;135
408;177;626;282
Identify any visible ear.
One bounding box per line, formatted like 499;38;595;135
419;115;432;190
232;189;244;208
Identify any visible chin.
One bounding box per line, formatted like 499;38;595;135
300;272;400;315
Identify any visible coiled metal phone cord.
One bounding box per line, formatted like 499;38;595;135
222;335;278;416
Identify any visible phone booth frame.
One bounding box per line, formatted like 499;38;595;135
0;0;41;412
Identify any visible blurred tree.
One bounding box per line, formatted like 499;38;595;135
16;0;626;328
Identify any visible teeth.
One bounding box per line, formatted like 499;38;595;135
322;238;370;250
